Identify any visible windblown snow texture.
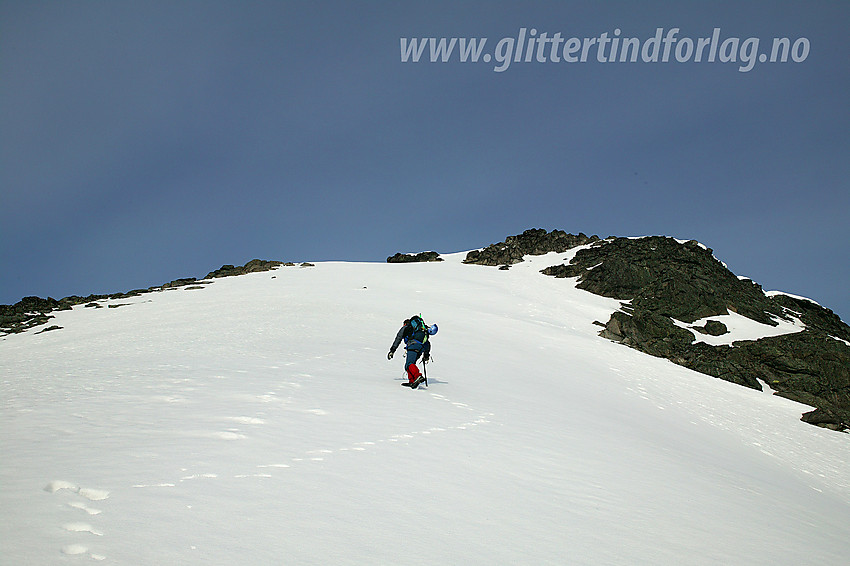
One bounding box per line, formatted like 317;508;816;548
2;252;848;565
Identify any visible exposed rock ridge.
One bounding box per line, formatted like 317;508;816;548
541;235;850;431
205;259;285;279
463;228;599;266
542;236;784;324
1;259;287;335
386;251;443;263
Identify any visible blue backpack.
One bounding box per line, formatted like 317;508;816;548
407;315;438;344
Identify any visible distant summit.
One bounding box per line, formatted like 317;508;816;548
3;230;848;431
463;228;599;267
474;229;850;432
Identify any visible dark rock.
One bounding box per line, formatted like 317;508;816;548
464;229;599;266
698;320;728;336
36;325;62;334
547;235;850;432
599;312;625;342
800;407;850;432
0;296;62;334
205;259;284;279
1;258;289;334
300;262;315;268
245;259;282;273
387;251;443;263
769;293;850;342
604;310;696;356
161;278;198;289
542;236;781;324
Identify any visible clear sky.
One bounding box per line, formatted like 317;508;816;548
2;1;848;321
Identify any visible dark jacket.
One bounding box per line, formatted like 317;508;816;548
389;322;429;354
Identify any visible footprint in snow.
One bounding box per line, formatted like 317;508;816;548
180;473;218;481
210;431;247;440
64;522;103;536
44;481;110;501
78;488;110;501
68;501;102;515
225;416;266;425
46;481;108;560
61;545;107;560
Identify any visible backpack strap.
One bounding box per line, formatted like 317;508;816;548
407;316;429;345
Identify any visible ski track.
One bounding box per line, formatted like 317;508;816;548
130;387;494;483
38;363;494;562
5;255;848;564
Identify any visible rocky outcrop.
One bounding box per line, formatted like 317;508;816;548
0;296;63;334
0;290;152;335
542;235;850;432
1;259;287;335
387;251;443;263
696;320;728;336
542;237;782;324
205;259;284;279
464;228;599;266
161;278;198;289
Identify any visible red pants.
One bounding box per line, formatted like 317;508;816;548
406;363;422;383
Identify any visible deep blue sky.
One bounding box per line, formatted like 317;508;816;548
2;1;848;321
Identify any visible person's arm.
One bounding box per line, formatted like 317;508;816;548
388;326;406;357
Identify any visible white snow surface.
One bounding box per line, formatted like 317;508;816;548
765;289;822;306
2;252;849;565
672;311;806;346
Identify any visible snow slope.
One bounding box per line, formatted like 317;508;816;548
2;251;849;565
671;311;805;346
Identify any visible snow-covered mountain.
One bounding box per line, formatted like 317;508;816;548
2;247;849;565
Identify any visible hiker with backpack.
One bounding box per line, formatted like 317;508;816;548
387;315;438;388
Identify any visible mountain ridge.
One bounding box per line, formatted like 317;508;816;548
467;229;850;431
4;228;848;431
4;245;848;564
